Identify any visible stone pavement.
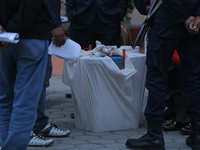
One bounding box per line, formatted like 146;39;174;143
27;75;191;150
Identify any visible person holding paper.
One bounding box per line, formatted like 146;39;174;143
0;0;51;149
66;0;129;49
28;0;71;147
125;0;200;150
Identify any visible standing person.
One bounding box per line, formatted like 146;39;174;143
143;0;190;134
28;0;71;147
163;51;190;133
0;1;51;150
126;0;200;150
163;61;190;132
66;0;129;49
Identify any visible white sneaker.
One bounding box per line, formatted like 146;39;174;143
28;132;54;147
39;123;71;137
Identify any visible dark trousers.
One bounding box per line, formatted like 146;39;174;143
69;15;121;49
145;23;200;118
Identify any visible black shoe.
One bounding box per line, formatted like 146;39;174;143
185;118;200;150
126;136;165;150
125;117;165;150
180;123;191;135
163;119;190;131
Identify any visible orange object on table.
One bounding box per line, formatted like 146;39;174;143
123;49;126;62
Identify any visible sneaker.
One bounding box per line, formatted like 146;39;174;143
28;132;54;147
39;123;71;137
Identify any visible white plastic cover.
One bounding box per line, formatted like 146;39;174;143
63;44;146;132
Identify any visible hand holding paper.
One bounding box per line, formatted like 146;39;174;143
48;38;81;61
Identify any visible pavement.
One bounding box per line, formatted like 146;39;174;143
26;75;191;150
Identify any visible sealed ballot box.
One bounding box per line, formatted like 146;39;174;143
63;45;146;132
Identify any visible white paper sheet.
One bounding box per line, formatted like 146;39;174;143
48;38;81;61
0;32;20;43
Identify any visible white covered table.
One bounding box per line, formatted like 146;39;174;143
63;50;146;132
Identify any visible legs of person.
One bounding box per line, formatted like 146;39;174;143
33;55;52;134
0;39;49;150
69;22;96;49
164;63;181;121
32;54;71;139
179;43;200;119
144;24;181;118
163;92;190;131
163;64;190;131
96;18;121;48
126;24;182;150
0;44;16;147
28;55;68;147
164;95;176;120
178;42;200;149
174;92;189;121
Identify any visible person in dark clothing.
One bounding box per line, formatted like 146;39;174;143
125;0;200;150
66;0;129;49
0;1;51;149
28;0;71;147
163;61;190;133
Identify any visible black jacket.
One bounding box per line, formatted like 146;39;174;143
134;0;200;25
66;0;129;25
0;0;51;40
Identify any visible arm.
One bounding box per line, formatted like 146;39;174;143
119;0;129;20
184;3;200;34
44;0;66;47
6;0;43;34
134;0;150;15
131;0;159;48
43;0;61;30
184;16;198;34
66;0;75;21
190;3;200;31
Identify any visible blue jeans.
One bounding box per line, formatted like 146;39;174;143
33;55;52;133
0;39;49;150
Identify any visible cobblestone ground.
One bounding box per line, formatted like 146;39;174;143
27;75;191;150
